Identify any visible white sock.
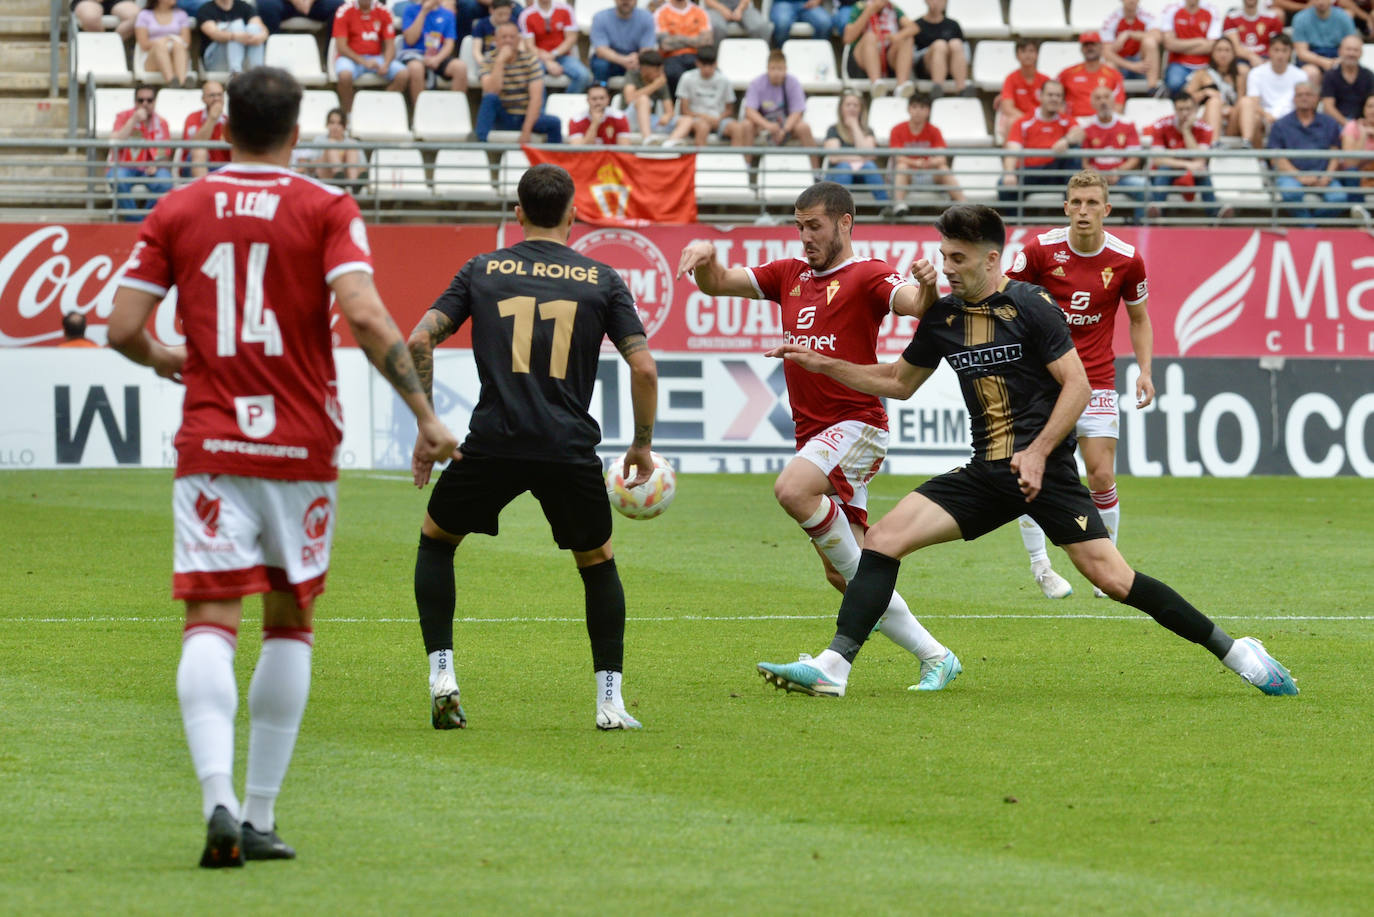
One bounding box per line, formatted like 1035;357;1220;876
178;625;240;822
814;649;852;682
1221;639;1264;681
1092;487;1120;545
877;592;947;662
429;648;455;688
801;497;860;581
596;669;623;709
242;630;313;831
1020;515;1049;567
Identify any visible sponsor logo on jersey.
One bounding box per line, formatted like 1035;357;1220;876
1051;266;1065;277
235;394;277;440
1075;515;1088;530
194;492;221;538
789;284;801;297
799;270;812;281
784;331;838;351
301;496;331;566
826;279;840;305
1135;279;1148;299
947;343;1023;371
993;304;1018;322
1053;250;1070;263
1101;266;1114;288
1065;312;1103;326
796;305;817;330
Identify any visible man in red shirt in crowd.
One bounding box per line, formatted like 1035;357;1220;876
1059;31;1126;118
333;0;409;113
1145;91;1232;219
996;38;1049;142
1080;84;1146;219
568;83;633;144
999;80;1084;220
1161;0;1223;92
108;66;456;869
887;92;964;217
519;0;590;93
184;80;230;179
110;84;172;222
1223;0;1284;67
1102;0;1163;91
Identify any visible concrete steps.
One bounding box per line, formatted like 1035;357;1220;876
0;97;72;132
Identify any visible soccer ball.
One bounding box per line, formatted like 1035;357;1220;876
605;451;676;520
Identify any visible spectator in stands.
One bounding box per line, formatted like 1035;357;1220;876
590;0;657;85
195;0;266;75
255;0;342;36
400;0;467;107
1268;80;1348;224
1320;33;1374;123
887;92;963;217
1293;0;1359;82
1082;83;1147;218
1223;0;1283;68
59;312;99;348
1340;91;1374;212
332;0;408;113
623;48;677;138
1185;35;1248;138
569;83;634;143
702;0;769;45
109;85;172;222
184;80;229;178
998;79;1083;219
655;0;713;96
136;0;193;88
996;38;1049;144
1144;91;1229;220
1103;0;1163;91
472;0;520;56
520;0;590;93
769;0;833;50
842;0;917;97
1239;32;1306;144
912;0;972;98
476;20;562;141
1161;0;1223;93
73;0;140;41
823;88;888;200
1060;31;1126;118
742;49;818;167
664;44;749;146
297;107;364;185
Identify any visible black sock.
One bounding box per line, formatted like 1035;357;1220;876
414;534;457;656
1123;571;1233;660
829;549;901;663
580;558;625;673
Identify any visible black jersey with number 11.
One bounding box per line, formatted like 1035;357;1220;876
430;238;645;461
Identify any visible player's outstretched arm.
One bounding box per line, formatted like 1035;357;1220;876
891;258;939;318
765;343;933;399
617;332;658;487
108;287;186;382
1010;349;1091;502
676;240;760;297
1126;299;1155;408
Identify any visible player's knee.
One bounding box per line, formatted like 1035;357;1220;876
1086;469;1115;492
773;477;817;520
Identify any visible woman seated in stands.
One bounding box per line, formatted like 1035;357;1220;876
135;0;194;88
823;89;888;202
295;108;365;187
1341;92;1374;210
1186;37;1249;140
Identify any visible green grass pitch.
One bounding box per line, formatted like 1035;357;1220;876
1;469;1371;915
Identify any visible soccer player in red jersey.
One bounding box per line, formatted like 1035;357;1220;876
107;67;457;868
1005;169;1151;599
676;181;962;692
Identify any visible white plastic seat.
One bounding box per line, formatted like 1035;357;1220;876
803;94;839;140
1037;41;1084;82
695;152;757;204
370;148;429;199
760;152;816;204
1008;0;1075;38
952;154;1003;202
280;16;324;32
1211;153;1272;208
782;39;841;93
1362;43;1374;72
154;89;203;138
972;40;1016;92
349;91;413;142
498;149;530;200
91;87;133;137
298;89;342;132
931;96;992;147
867;96;909;145
412;91;473;141
575;0;616;34
1124;97;1175;135
75;32;133;85
433;148;495;199
947;0;1010;38
265;34;326;87
1069;0;1119;30
717;38;770;90
544;92;588;140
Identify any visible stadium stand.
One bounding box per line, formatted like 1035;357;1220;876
1008;0;1076;39
718;38;772;91
781;39;842;93
433;147;496;199
370;146;429;199
412;91;473;142
265;34;328;88
947;0;1011;39
349;91;413;142
696;150;758;203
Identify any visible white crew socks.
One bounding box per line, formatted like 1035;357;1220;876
429;648;455;688
800;497;861;580
813;649;852;682
1221;639;1264;682
178;625;240;822
596;669;624;710
1019;515;1050;567
876;592;948;662
242;629;313;832
1092;486;1120;544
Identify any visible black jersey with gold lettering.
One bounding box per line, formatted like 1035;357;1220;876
431;239;645;461
902;278;1076;461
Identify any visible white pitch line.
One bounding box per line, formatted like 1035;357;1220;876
3;614;1372;624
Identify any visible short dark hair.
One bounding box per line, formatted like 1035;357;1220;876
517;163;576;228
639;49;663;68
326;106;347;126
134;83;158;100
492;0;513;8
768;49;786;65
1270;31;1293;50
909;92;932;109
1015;37;1039;53
696;44;717;64
934;204;1005;253
62;311;87;339
1171;90;1195;105
227;67;302;154
588;83;610;98
794;181;855;220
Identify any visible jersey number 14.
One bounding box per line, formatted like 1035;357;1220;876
202;241;284;357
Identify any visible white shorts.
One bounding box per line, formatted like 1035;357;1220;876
172;474;338;608
1076;388;1119;440
795;420;888;528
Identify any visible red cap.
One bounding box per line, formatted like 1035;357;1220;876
1079;31;1102;43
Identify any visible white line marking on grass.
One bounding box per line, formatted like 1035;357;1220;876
6;614;1373;624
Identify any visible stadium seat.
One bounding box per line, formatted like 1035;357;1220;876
326;38;387;88
803;93;839;140
1211;154;1273;209
717;38;770;90
155;89;203;138
544;92;587;140
1363;42;1374;73
298;89;342;133
952;154;1003;202
1008;0;1075;38
1069;0;1118;30
498;149;530;201
782;39;842;94
971;39;1015;92
90;87;133;138
460;34;482;81
265;34;327;87
575;0;616;34
75;32;133;85
370;148;430;199
760;152;816;204
867;96;909;145
931;97;992;147
695;152;758;204
433;148;495;199
349;91;413;142
947;0;1011;39
412;91;473;141
1124;97;1174;133
1037;41;1084;81
280;16;324;32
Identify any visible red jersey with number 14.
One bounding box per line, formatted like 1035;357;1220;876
746;257;913;444
1006;227;1148;388
119;163;374;482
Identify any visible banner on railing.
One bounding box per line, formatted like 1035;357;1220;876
523;147;698;227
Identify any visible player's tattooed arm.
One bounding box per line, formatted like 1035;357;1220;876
408;309;458;405
616;332;648;359
618;332;658;450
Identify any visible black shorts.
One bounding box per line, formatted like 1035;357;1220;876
426;454;611;552
916;449;1109;546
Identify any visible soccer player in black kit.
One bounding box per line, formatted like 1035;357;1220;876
406;164;659;730
758;204;1299;698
